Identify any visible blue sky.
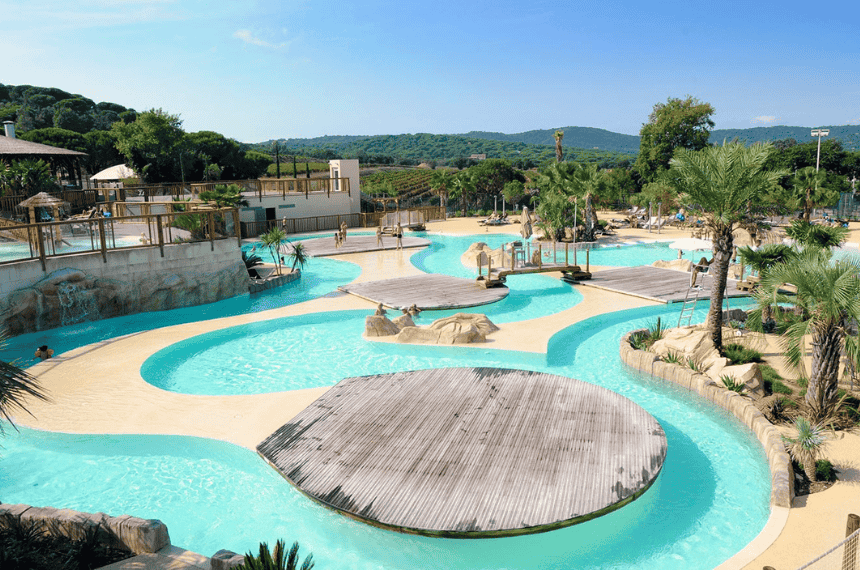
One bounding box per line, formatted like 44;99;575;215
3;0;859;143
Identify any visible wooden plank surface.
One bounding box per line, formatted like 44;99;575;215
582;265;750;303
339;274;508;310
258;368;667;537
298;235;430;257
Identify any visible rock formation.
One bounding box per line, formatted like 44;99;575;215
364;311;498;345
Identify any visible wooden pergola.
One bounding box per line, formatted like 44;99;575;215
0;128;88;188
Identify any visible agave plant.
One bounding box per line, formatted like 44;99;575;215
782;416;827;482
237;540;314;570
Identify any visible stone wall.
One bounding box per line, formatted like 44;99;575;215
619;330;794;509
0;502;170;555
0;240;247;335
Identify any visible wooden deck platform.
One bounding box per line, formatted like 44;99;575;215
581;265;749;304
339;274;508;310
297;235;430;257
257;367;667;537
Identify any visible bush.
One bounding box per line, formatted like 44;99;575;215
815;459;838;482
760;365;792;395
723;343;762;364
720;375;746;393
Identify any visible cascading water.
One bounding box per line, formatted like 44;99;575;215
57;282;100;326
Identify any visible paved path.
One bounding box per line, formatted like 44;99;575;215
258;367;667;537
298;234;430;257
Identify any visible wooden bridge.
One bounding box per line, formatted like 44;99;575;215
476;241;593;288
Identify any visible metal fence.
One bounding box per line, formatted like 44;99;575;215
239;206;446;238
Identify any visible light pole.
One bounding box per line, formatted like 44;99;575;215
811;128;829;172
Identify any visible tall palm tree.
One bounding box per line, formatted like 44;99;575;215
553;130;564;163
791;167;834;223
260;227;286;275
669;142;785;350
429;169;452;211
755;248;860;422
1;332;49;436
288;241;308;272
450;173;476;217
739;244;796;325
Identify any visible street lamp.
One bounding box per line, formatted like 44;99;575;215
811;128;830;172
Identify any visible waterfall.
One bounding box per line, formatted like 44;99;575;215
57;283;100;326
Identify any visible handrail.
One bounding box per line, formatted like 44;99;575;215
0;208;240;269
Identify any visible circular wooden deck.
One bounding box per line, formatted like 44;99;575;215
257;367;667;538
338;274;508;310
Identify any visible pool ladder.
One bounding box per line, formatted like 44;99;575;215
677;271;730;328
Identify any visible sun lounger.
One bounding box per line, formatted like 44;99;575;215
642;216;667;230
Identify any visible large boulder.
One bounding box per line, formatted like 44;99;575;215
651;326;764;399
391;313;415;329
364;315;401;337
394;313;499;345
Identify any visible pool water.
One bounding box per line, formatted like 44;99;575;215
2;302;770;570
0;233;771;569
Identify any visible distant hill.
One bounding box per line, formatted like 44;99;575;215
259;132;636;167
709;125;860;150
456;127;642;154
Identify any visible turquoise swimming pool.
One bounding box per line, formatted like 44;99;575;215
3;302;769;570
0;233;771;569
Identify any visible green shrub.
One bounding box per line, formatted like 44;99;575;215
663;351;682;364
723;343;762;364
815;459;838;482
720;375;746;393
760;364;792;395
687;357;701;372
236;540;314;570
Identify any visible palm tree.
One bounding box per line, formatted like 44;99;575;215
288;241;308;272
738;244;795;324
237;540;314;570
199;183;250;209
782;417;827;483
791;167;834;223
669;142;785;350
785;219;848;250
756;248;860;422
260;227;286;275
450;173;476;217
553;130;564;163
1;333;49;436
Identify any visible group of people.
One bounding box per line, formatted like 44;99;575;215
374;223;404;249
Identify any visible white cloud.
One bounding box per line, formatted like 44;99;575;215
234;29;289;49
751;115;777;125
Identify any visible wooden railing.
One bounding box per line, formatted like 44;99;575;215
239;206;446;238
0;208;241;271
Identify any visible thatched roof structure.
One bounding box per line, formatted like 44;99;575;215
0;135;87;159
17;192;69;208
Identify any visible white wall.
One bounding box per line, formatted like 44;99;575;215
239;159;361;224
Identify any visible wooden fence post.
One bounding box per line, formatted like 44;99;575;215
157;214;164;257
844;514;860;570
208;212;215;251
97;218;107;263
233;209;241;246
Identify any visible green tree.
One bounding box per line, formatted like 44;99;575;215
535;162;579;239
554;130;564;163
199;184;249;209
784;220;848;250
754;248;860;422
635;96;715;183
669;142;785;350
18;127;87;153
83;130;124;174
738;243;796;324
52;97;96;133
260;227;287;275
288;241;308;272
449;172;476;216
790;167;839;223
464;159;524;208
0;159;59;197
111;109;185;183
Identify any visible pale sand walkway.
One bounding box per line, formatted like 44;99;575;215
16;213;860;570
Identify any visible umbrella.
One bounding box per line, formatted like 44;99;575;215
520;206;532;239
669;237;712;252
